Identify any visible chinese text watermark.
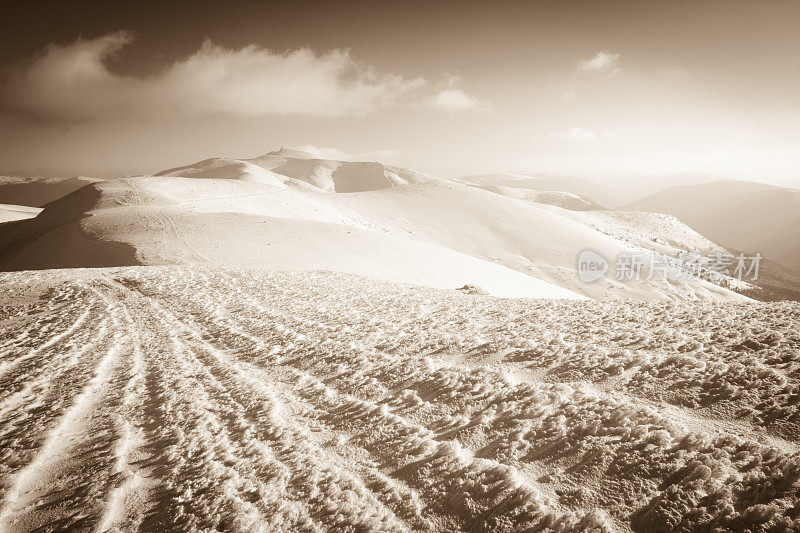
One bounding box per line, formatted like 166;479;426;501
577;250;761;283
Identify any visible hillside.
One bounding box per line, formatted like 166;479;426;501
0;153;747;301
604;173;720;207
455;173;618;209
157;148;434;193
0;177;579;299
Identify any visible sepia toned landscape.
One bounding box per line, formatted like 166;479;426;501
1;1;799;531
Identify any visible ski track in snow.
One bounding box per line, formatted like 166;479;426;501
0;266;799;532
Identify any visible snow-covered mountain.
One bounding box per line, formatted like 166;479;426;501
455;172;618;209
2;152;799;532
0;151;748;301
156;147;434;193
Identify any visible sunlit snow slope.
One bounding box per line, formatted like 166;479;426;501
0;205;41;223
0;151;746;301
0;266;797;531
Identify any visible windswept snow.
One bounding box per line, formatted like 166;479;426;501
0;266;798;531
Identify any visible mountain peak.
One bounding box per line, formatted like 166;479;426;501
263;147;317;159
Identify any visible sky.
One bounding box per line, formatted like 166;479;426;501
0;0;799;181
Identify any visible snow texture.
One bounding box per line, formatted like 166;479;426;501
0;266;798;531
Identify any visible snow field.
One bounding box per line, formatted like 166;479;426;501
0;266;798;531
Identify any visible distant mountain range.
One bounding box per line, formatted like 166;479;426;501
625;179;800;274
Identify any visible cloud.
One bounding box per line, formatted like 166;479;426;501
577;52;621;74
422;74;488;111
428;88;485;111
287;145;397;161
547;127;615;141
1;32;430;119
